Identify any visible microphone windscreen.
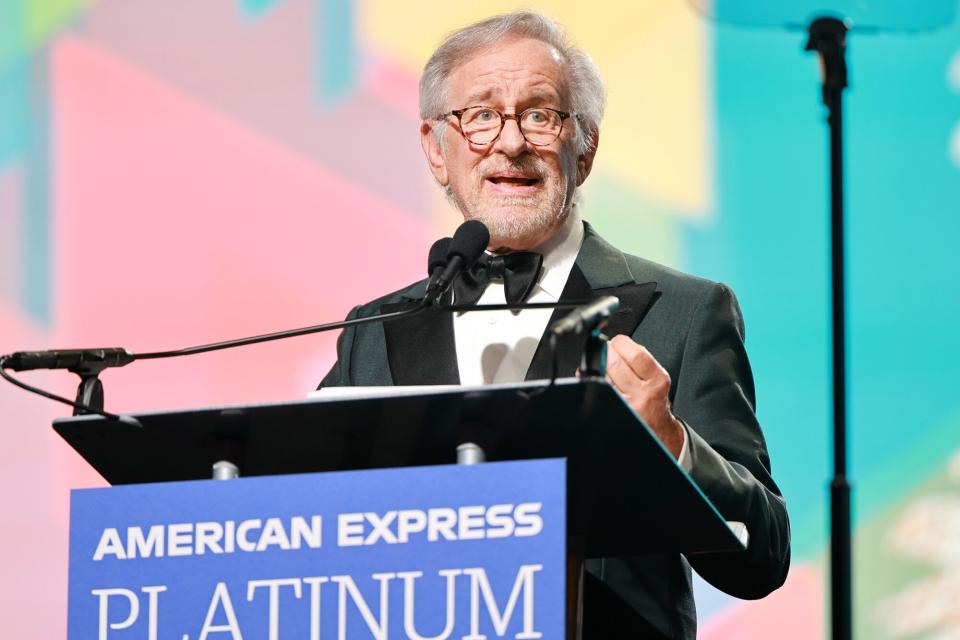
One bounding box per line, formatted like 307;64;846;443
427;237;452;274
448;220;489;264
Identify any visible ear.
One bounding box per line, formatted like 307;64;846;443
575;130;599;186
420;120;449;187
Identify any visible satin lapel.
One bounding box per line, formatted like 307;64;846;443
598;282;659;339
382;296;460;385
525;223;660;381
575;221;660;339
524;274;659;380
525;265;594;380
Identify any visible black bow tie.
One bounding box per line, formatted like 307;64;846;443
453;252;544;306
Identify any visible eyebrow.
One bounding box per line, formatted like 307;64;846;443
462;88;494;105
460;89;563;109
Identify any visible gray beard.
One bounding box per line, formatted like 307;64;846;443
445;187;578;249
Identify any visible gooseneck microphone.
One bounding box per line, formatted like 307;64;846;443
2;219;600;420
0;348;140;424
3;348;135;372
549;295;620;336
424;220;489;304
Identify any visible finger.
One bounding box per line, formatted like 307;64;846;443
607;335;661;380
605;347;646;396
607;336;673;401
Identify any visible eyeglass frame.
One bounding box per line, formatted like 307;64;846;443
437;106;577;146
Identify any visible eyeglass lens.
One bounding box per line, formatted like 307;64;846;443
460;107;563;145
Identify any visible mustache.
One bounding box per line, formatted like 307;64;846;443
480;155;546;179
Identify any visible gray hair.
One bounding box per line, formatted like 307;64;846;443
419;11;606;155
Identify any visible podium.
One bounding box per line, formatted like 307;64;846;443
56;378;746;638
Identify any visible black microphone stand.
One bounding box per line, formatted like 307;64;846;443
0;303;432;419
806;17;851;640
0;299;594;420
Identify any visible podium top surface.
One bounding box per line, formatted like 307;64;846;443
54;379;745;557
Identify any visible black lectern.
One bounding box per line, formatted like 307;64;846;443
55;378;746;637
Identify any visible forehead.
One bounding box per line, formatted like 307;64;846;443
446;37;568;106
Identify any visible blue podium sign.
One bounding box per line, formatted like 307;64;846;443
67;459;565;639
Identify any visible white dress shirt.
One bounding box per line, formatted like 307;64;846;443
453;210;584;385
451;210;692;470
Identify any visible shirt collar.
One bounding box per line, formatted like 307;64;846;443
531;207;584;300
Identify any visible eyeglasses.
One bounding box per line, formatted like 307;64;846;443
439;106;575;146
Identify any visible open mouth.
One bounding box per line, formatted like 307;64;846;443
486;173;541;190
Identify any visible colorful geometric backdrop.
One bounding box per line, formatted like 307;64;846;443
1;1;958;637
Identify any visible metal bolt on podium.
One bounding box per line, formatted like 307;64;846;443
457;442;486;465
212;460;239;480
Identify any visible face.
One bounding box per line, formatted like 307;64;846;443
421;37;597;251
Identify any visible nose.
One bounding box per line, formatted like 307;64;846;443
494;115;528;157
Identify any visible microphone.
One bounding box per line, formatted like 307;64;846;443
424;220;489;303
549;295;620;336
4;348;135;372
425;237;452;291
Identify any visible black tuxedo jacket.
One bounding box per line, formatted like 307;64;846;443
320;223;790;639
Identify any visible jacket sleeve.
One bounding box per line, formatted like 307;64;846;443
317;305;361;389
671;283;791;599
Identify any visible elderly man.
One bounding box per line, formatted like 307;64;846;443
321;11;790;639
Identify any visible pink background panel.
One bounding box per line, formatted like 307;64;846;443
78;0;432;215
0;304;74;638
701;563;825;639
0;168;23;303
51;34;436;416
0;35;441;636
